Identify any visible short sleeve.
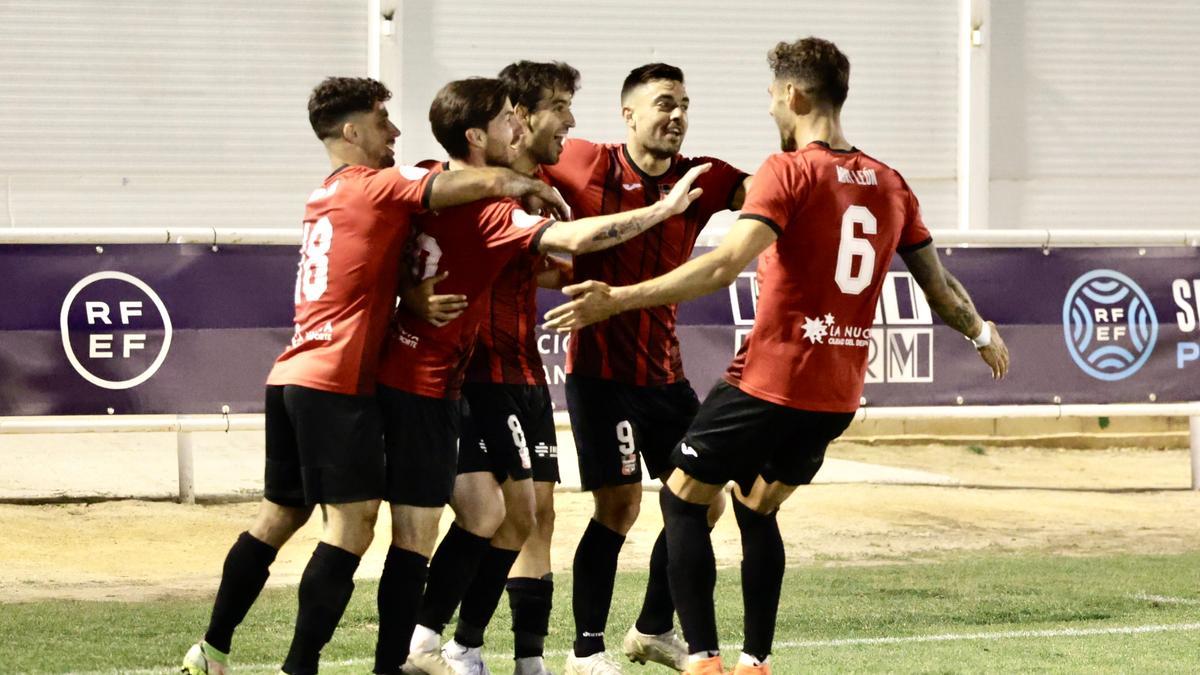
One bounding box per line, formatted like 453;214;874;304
689;156;749;220
739;153;808;236
478;199;556;257
542;139;605;202
364;165;437;216
897;184;933;253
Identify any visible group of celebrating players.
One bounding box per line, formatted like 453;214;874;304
182;36;1010;675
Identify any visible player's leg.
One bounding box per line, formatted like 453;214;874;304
658;381;777;674
185;386;315;675
565;375;642;673
278;385;387;675
728;409;853;674
448;476;534;671
374;386;460;675
505;387;558;675
624;380;714;672
508;479;555;675
408;470;504;671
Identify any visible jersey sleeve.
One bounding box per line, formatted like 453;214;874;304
363;165;437;216
738;153;808;236
542;138;605;203
478;199;556;257
897;182;933;252
691;156;750;219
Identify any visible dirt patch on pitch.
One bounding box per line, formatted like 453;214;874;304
1;444;1197;602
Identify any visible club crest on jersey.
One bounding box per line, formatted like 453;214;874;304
510;209;544;229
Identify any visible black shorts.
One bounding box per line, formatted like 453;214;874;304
458;383;559;484
675;380;855;494
377;384;462;507
566;374;700;491
263;384;386;507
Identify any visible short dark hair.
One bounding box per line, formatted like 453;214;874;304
498;60;581;112
768;37;850;109
620;63;684;101
429;78;511;159
308;76;391;140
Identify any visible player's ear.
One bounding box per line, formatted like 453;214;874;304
621;103;635;129
786;83;811;115
513;103;533;126
465;127;486;150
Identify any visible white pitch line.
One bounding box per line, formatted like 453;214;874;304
76;622;1200;674
1133;592;1200;606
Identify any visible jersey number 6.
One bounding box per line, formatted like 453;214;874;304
834;205;877;295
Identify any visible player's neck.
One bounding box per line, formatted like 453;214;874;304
624;143;672;178
447;157;479;172
509;152;539;176
794;115;850;152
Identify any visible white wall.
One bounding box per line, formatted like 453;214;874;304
989;0;1200;230
0;1;365;229
391;0;959;237
1;1;1195;232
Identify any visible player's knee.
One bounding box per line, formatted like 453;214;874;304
594;492;640;533
251;501;313;547
507;499;537;542
533;498;555;539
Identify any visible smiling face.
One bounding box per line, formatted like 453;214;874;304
521;87;576;165
623;78;689;160
480;97;523;167
347;100;400;169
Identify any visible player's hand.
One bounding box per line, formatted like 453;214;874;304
978;321;1010;379
401;270;468;327
659;162;710;216
522;182;571;221
543;280;619;332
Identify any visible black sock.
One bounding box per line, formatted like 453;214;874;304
634;528;674;636
734;498;783;661
454;545;521;648
572;519;625;657
281;542;361;675
204;531;278;654
508;574;553;658
374;546;428;674
416;523;492;633
660;486;718;655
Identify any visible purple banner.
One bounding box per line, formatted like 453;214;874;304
2;244;1198;416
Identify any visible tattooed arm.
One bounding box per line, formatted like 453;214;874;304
901;244;1010;378
534;163;711;255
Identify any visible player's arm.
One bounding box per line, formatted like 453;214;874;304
534;163;711;255
429;167;568;220
729;174;753;211
901;244;1010;379
543;216;776;331
396;270;468;328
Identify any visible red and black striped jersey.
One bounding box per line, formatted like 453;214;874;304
543;139;747;386
463;167;555;386
375;168;554;400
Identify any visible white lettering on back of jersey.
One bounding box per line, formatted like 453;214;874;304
836;166;877;186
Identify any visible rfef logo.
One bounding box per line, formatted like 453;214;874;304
1062;269;1157;381
59;271;173;389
